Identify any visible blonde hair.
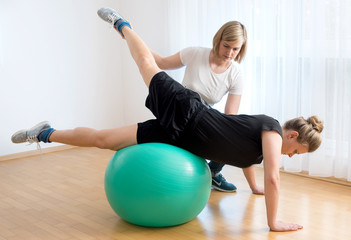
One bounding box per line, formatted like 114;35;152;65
212;21;247;63
283;116;324;152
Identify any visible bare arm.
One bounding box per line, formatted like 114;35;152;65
227;94;264;193
262;130;303;232
224;94;241;115
151;51;184;70
242;166;264;195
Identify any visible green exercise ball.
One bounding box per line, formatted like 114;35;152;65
104;143;211;227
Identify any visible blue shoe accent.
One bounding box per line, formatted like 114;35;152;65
38;127;55;143
212;173;237;192
115;20;132;36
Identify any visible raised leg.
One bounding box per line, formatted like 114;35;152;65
121;27;161;88
97;7;161;88
49;124;138;151
48;11;158;149
11;121;138;151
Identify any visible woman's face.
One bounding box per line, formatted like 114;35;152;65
217;40;242;62
281;131;309;157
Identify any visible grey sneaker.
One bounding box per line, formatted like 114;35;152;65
97;7;123;25
97;7;131;36
11;121;51;144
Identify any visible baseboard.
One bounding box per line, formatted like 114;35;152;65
282;170;351;187
0;145;78;162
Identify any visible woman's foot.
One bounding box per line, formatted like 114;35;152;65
11;121;55;144
97;7;131;37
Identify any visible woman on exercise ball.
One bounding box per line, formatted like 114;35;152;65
11;7;323;232
152;21;248;193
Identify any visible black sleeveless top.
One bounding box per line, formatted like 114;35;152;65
137;72;283;168
180;109;283;168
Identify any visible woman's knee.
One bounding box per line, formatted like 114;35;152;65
94;131;114;149
137;56;160;81
136;55;155;70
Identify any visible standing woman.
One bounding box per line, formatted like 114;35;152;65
152;22;260;193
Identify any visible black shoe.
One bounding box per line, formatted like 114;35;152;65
212;173;237;192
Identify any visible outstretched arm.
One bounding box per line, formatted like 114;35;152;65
242;166;264;195
261;130;303;232
151;51;184;70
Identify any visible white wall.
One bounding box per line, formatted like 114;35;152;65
0;0;168;156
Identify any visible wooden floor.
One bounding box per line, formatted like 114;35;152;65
0;147;350;240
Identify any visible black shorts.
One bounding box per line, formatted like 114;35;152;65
137;72;207;145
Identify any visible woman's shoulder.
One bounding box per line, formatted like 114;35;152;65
226;62;243;85
233;114;282;137
256;115;283;138
228;61;242;74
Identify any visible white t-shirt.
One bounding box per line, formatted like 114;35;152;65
180;47;243;105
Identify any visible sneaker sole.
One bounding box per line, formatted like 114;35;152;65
211;185;237;192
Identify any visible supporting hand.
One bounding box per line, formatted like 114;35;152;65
269;220;303;232
251;185;264;195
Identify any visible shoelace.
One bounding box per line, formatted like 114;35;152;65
217;174;227;182
107;13;119;25
26;135;38;144
25;135;43;159
108;14;119;33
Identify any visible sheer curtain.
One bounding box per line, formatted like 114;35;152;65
166;0;351;181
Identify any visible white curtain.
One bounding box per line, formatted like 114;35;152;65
166;0;351;181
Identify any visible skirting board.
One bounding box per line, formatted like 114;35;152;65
0;145;77;162
282;170;351;187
